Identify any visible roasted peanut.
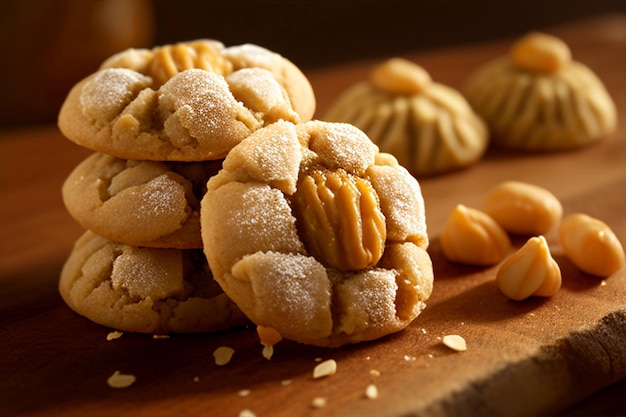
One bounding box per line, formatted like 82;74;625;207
510;32;571;73
369;58;432;95
559;213;625;277
441;204;511;266
483;181;562;235
496;235;561;301
292;169;386;271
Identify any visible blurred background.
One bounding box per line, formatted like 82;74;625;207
0;0;624;125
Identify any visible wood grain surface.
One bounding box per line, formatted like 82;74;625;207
1;14;625;417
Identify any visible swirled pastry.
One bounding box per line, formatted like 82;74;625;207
59;231;248;334
58;40;316;161
464;32;617;151
62;152;222;249
200;120;433;347
324;58;488;176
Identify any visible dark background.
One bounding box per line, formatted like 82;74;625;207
1;0;624;125
152;0;625;69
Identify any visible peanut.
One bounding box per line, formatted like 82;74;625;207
559;213;625;277
496;235;562;301
440;204;511;266
148;42;230;87
369;58;432;95
483;181;562;235
292;169;386;271
510;32;571;73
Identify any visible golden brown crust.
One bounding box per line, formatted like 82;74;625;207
200;120;433;347
58;40;315;161
59;231;248;334
62;152;222;248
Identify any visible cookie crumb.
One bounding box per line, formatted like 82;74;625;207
153;334;170;339
311;397;327;408
238;409;256;417
313;359;337;379
442;334;467;352
281;379;292;386
365;383;379;399
369;369;381;378
106;331;123;341
262;345;274;360
107;371;136;389
238;389;251;397
214;346;235;365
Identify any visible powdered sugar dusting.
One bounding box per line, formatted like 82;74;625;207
111;247;184;299
368;164;428;246
226;68;298;124
233;251;331;337
223;44;282;70
232;185;302;251
159;69;251;146
303;121;377;173
80;68;151;123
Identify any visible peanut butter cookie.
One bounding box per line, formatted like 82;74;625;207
200;120;433;347
62;152;222;248
58;40;315;161
59;231;248;334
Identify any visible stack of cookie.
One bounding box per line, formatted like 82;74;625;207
58;39;435;348
57;40;316;335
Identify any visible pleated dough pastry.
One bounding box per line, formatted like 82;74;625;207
464;32;617;151
325;58;488;176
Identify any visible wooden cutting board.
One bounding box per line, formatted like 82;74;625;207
1;14;625;417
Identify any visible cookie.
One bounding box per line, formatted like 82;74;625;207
62;152;222;248
463;32;617;151
59;231;248;334
58;40;316;161
200;120;434;347
325;58;488;176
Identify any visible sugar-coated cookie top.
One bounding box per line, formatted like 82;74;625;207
201;120;433;347
58;40;316;161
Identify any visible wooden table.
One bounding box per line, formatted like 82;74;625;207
1;14;625;417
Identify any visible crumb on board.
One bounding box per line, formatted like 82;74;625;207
152;334;170;339
365;383;379;399
311;397;327;408
370;369;381;378
262;344;274;360
442;334;467;352
238;389;251;397
313;359;337;379
106;331;123;341
214;346;235;366
281;380;292;386
107;371;136;389
238;409;256;417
